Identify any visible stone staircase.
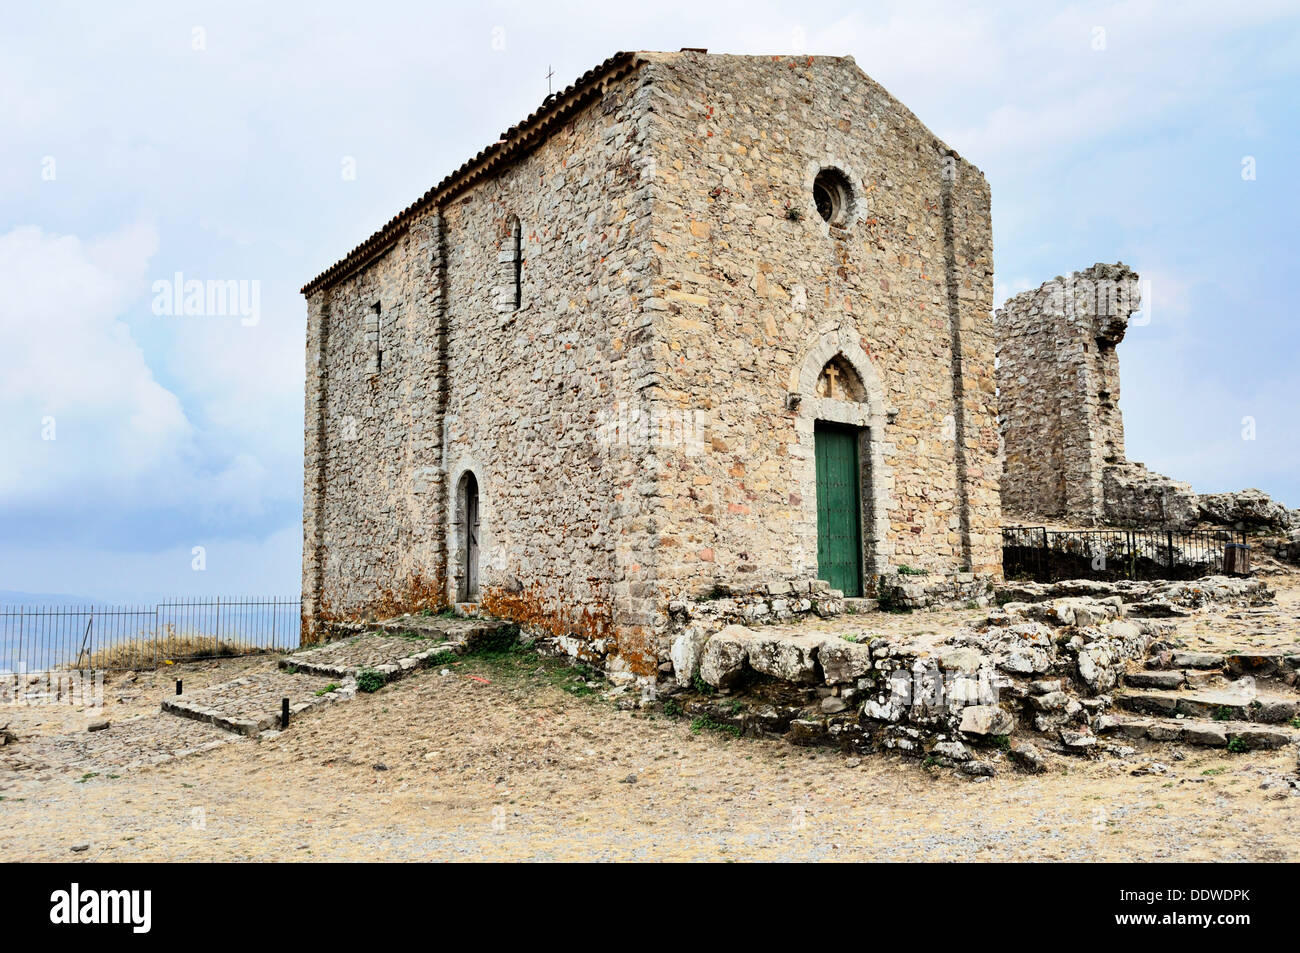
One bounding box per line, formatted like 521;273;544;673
161;615;515;737
1100;648;1300;751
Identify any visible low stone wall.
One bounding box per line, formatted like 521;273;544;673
498;577;849;685
652;575;996;684
657;593;1174;775
996;575;1274;616
875;571;995;610
669;577;849;628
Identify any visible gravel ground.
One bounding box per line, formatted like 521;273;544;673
2;639;1297;862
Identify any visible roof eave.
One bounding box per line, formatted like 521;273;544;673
301;50;643;296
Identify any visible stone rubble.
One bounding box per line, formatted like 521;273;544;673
656;589;1188;773
644;558;1300;777
1198;489;1299;534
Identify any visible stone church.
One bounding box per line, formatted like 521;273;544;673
300;50;1001;679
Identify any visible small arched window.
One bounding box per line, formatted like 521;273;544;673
509;216;523;310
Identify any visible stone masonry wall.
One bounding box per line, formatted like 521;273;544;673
303;67;663;675
303;216;448;633
437;74;662;677
996;263;1198;527
640;52;1001;620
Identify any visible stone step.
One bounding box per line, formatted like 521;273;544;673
1147;649;1300;676
1224;651;1298;678
1116;686;1300;724
162;669;354;736
842;597;880;614
1147;651;1224;670
1124;669;1235;690
1097;713;1298;750
281;632;461;681
1124;670;1186;690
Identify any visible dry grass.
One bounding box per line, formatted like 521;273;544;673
79;634;272;670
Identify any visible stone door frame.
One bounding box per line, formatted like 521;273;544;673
449;461;485;604
789;326;895;580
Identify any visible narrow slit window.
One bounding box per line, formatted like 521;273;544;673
369;301;382;374
511;217;523;310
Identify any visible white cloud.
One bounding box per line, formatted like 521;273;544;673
0;224;191;499
0;524;302;602
0;224;287;520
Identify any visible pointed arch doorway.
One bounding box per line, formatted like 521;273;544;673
790;327;896;593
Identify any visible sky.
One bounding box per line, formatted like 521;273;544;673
2;0;1298;602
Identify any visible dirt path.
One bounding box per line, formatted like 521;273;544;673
2;645;1296;862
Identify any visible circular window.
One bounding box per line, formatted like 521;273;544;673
813;168;853;225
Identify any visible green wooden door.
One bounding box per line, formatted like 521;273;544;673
815;424;863;597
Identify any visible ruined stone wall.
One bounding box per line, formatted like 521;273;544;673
996;263;1198;527
303;69;663;674
640;52;1001;615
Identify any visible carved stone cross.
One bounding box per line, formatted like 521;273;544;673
820;363;841;398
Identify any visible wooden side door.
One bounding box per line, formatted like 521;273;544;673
815;424;863;597
462;474;480;602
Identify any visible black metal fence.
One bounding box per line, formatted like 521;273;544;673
1002;527;1249;582
0;597;301;671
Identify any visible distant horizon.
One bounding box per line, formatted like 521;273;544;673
0;588;302;607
